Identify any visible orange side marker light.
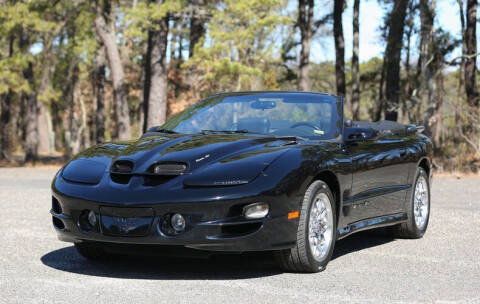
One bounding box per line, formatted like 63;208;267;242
288;211;299;219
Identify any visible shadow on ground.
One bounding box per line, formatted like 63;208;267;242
41;246;281;280
332;230;394;260
41;231;394;279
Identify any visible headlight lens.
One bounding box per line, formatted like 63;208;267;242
171;213;186;231
243;203;269;219
87;210;97;227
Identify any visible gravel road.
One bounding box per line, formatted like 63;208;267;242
0;168;479;303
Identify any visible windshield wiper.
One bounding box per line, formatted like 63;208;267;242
200;129;255;134
274;135;307;141
150;128;178;134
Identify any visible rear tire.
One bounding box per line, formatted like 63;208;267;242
392;168;430;239
74;242;108;260
274;180;337;273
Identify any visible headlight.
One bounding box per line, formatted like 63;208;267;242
87;210;97;227
243;203;269;219
171;213;186;231
62;159;106;184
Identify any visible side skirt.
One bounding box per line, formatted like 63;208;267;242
337;212;407;240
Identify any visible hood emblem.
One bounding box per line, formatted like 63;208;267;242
195;154;210;163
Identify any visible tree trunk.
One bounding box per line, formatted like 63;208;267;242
351;0;360;120
465;0;478;107
432;72;444;147
334;0;346;97
142;31;152;133
298;0;314;91
419;0;436;135
456;0;467;147
37;44;55;154
23;64;38;162
19;29;38;162
64;64;81;158
94;45;106;143
189;0;207;58
144;1;169;130
0;90;13;160
37;102;51;154
384;0;408;121
0;35;14;161
400;0;415;124
186;0;207;90
374;59;387;121
458;0;466;94
94;0;131;140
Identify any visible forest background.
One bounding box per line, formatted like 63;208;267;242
0;0;479;172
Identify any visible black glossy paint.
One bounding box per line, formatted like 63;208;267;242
51;92;433;252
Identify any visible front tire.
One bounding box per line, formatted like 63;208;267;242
274;180;337;272
392;168;430;239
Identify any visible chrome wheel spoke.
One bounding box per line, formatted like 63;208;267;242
413;176;429;230
308;192;334;262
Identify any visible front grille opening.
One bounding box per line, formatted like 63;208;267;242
227;204;249;217
111;160;134;173
52;217;65;230
221;223;262;236
143;175;176;186
110;173;132;184
52;197;62;214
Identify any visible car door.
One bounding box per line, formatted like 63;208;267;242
343;134;410;224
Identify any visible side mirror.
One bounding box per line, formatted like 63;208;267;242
344;118;353;127
344;127;375;142
347;132;367;141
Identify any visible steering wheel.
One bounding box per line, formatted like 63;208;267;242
290;122;322;130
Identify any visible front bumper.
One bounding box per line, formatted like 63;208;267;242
51;192;299;252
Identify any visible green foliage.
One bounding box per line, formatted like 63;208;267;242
124;0;186;39
184;0;292;93
0;0;478;171
0;0;57;95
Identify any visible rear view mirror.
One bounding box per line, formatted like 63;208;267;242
251;100;276;110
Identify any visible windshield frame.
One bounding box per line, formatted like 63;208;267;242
161;91;344;141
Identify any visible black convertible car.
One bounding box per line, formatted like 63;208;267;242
51;91;432;272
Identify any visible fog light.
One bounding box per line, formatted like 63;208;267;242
243;203;269;219
171;213;186;232
87;210;97;227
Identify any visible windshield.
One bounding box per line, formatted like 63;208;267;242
162;92;342;139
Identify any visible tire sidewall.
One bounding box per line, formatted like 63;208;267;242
303;181;337;270
409;168;430;237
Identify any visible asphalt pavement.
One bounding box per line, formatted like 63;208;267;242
0;168;479;303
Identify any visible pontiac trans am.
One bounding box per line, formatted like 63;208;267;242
51;91;432;272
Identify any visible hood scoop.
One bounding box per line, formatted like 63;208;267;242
111;160;134;173
110;160;134;184
109;160;188;186
148;162;187;175
101;134;295;187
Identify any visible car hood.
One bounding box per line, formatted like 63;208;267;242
62;134;297;186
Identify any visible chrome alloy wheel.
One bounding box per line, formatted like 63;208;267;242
413;176;429;230
308;192;334;261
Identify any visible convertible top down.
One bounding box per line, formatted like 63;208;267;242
51;91;432;272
